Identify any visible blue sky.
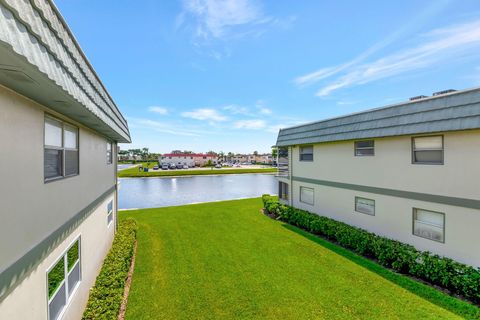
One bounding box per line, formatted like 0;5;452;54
56;0;480;154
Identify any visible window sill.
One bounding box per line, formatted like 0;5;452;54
44;174;79;184
411;162;444;165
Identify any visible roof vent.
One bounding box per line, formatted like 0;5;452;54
432;89;456;96
409;95;428;101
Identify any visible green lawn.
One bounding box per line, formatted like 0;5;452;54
120;198;477;320
118;166;276;178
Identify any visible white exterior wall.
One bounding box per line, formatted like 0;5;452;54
161;156;195;167
284;131;480;267
0;193;115;320
0;85;119;318
291;132;480;199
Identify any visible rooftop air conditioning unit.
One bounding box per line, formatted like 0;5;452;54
432;89;456;96
409;95;428;101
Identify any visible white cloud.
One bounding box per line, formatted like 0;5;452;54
234;119;266;129
296;19;480;97
148;106;169;115
181;108;228;121
258;107;272;115
127;118;206;137
223;104;250;115
180;0;271;39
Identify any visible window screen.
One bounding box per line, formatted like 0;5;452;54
355;197;375;215
413;208;445;242
412;136;443;164
44;116;79;181
355;140;374;156
300;146;313;161
300;187;314;205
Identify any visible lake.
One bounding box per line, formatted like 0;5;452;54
118;174;277;209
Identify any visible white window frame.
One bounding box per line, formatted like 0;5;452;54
355;196;375;216
106;142;113;165
412;135;444;165
299;186;314;205
46;236;82;320
299;145;314;162
412;208;445;243
44;115;79;182
107;200;114;227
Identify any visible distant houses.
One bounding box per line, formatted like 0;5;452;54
159;153;219;167
225;153;273;164
143;152;274;166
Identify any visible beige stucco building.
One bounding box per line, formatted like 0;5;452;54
0;1;130;319
276;88;480;267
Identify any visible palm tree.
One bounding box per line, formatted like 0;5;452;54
218;151;225;163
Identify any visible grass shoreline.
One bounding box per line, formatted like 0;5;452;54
118;167;277;178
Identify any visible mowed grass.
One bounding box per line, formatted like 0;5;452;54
120;198;475;320
118;166;276;178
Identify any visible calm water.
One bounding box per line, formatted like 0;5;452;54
118;174;277;209
118;164;136;170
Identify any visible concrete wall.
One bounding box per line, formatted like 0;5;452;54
284;131;480;267
0;85;116;276
0;192;116;319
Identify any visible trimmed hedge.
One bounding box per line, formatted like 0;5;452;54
262;194;480;305
82;218;138;319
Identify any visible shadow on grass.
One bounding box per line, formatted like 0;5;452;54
281;223;480;320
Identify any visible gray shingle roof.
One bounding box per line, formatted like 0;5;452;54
276;87;480;147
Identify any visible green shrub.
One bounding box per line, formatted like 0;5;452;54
82;218;138;319
261;195;480;304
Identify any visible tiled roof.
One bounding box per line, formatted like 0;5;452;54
276;87;480;147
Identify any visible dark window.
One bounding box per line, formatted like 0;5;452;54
44;149;63;179
278;182;289;200
299;146;313;161
355;140;374;156
44;116;79;181
412;136;443;164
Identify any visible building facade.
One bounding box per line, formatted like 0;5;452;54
276;88;480;267
0;1;130;319
160;153;218;167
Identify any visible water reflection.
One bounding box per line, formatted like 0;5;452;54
118;174;277;209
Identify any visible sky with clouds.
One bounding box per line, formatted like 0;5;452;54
56;0;480;153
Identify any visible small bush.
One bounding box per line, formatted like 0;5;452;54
82;218;138;320
262;195;480;304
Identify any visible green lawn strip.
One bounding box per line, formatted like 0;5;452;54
117;167;276;178
120;198;470;320
282;224;479;319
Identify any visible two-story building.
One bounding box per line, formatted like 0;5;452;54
0;1;130;319
275;88;480;267
160;153;218;167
